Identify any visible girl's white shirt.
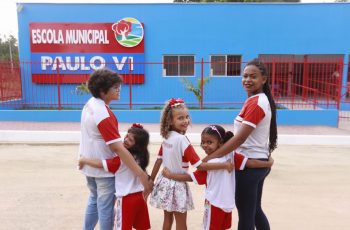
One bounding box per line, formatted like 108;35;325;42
158;131;202;174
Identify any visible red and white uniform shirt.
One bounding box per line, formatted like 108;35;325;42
157;131;202;174
102;157;144;197
79;97;122;177
234;93;271;159
190;152;247;212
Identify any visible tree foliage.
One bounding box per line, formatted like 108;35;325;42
0;35;19;62
180;77;210;105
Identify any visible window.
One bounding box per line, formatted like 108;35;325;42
163;55;195;76
210;55;241;76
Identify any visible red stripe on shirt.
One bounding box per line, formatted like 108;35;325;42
97;106;121;143
106;156;121;174
234;152;246;170
192;170;207;185
183;145;201;165
239;96;265;125
158;145;163;156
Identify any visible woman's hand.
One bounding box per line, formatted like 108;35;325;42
225;160;234;173
141;174;154;200
78;156;86;170
162;167;172;179
267;156;274;168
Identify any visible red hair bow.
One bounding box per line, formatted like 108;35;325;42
169;98;185;107
132;123;143;129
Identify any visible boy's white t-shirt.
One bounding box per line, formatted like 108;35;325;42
190;152;247;212
102;156;144;197
79;97;123;177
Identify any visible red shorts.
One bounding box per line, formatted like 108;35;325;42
114;192;150;230
203;200;232;230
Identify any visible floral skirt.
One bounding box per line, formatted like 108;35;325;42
149;174;194;213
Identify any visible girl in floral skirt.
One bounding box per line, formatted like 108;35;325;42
149;98;232;230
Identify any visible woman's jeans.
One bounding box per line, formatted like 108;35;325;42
83;176;115;230
235;167;271;230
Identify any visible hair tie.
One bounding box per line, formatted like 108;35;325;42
132;123;143;129
209;125;222;140
169;98;185;107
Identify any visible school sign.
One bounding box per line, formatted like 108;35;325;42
30;18;145;84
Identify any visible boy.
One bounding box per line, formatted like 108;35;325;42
79;68;152;230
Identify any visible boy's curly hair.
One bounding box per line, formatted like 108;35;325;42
88;68;122;98
160;99;189;139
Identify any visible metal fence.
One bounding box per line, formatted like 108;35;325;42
1;59;349;120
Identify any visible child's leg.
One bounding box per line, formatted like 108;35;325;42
173;211;187;230
163;211;174;230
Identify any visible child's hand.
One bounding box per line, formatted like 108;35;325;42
162;167;172;179
267;156;274;168
225;160;234;173
78;157;86;170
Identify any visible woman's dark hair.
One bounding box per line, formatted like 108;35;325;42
88;68;123;98
127;126;150;171
202;125;233;144
246;58;278;153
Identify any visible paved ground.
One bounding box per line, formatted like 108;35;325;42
0;121;349;229
1;121;350;135
2;121;350;145
1;143;349;230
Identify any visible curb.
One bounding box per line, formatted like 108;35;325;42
1;130;350;146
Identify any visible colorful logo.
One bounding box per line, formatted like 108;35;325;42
112;17;144;48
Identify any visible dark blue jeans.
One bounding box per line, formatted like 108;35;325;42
235;167;271;230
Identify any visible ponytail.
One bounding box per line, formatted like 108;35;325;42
246;58;278;153
263;83;278;153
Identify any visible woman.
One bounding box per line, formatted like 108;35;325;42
204;58;277;230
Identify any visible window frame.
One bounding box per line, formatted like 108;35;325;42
162;55;195;77
210;54;242;77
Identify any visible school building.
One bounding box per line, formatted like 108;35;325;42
1;2;350;126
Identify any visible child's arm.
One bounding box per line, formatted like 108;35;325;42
79;156;121;174
109;141;153;198
79;157;103;169
197;161;234;172
162;167;192;182
246;156;274;168
150;158;163;181
183;143;233;172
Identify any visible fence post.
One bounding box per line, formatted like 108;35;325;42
337;61;343;110
200;58;204;110
313;89;317;110
129;58;133;110
56;59;61;110
302;55;308;100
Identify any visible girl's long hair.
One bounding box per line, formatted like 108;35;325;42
246;58;278;153
160;99;189;139
127;126;150;171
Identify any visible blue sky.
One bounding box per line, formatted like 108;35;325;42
0;0;336;39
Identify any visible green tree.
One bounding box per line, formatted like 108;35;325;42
0;35;19;62
180;77;210;108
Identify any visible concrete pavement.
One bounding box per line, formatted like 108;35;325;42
1;121;350;145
